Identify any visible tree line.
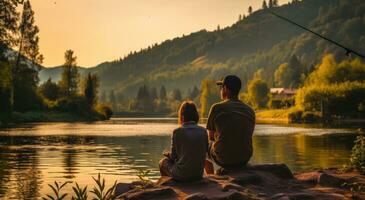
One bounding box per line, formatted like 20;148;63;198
0;0;111;124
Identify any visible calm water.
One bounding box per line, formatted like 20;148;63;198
0;118;360;199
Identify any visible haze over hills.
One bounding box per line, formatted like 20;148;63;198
39;0;365;98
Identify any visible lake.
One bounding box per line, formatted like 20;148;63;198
0;118;361;199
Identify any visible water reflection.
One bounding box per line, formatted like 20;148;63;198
0;119;359;199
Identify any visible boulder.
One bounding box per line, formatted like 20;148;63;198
122;186;177;200
115;183;132;196
183;192;208;200
246;164;294;179
317;173;346;188
231;173;263;186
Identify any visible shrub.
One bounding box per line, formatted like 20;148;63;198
288;109;303;123
296;81;365;118
55;96;89;116
302;111;321;123
96;105;113;120
350;135;365;175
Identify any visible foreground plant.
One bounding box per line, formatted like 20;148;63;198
91;173;118;200
350;135;365;175
43;174;120;200
42;181;71;200
136;169;153;188
72;182;88;200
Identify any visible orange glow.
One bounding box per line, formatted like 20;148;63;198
31;0;290;67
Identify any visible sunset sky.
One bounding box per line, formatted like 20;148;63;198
31;0;290;67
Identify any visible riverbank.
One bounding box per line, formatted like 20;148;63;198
116;164;365;200
257;108;365;126
0;110;110;126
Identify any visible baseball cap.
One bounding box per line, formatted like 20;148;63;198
216;75;242;95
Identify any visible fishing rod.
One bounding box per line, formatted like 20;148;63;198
267;9;365;60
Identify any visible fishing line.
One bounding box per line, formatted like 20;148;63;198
267;9;365;59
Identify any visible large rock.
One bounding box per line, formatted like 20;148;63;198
116;167;365;200
121;186;177;200
245;164;294;179
183;193;208;200
317;173;346;188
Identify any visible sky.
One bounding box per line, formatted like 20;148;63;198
31;0;290;67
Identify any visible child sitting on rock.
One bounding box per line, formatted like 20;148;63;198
159;101;208;181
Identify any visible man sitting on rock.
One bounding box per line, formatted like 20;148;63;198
205;75;255;174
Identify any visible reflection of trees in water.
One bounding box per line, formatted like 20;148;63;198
62;147;79;179
0;146;11;197
252;134;356;171
12;148;41;200
93;136;171;176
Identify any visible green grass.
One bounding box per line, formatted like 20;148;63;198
256;107;303;122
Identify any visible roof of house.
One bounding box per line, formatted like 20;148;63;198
270;88;297;95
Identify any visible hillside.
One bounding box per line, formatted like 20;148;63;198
39;66;90;83
39;0;365;98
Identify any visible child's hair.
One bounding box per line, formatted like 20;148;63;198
178;101;199;125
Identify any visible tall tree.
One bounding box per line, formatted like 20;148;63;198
200;79;220;117
0;0;19;52
262;0;268;9
247;78;269;109
273;0;279;7
16;0;41;67
59;50;79;96
269;0;273;8
83;73;99;109
39;78;60;101
248;6;253;15
274;55;304;88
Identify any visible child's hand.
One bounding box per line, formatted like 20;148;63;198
163;150;171;158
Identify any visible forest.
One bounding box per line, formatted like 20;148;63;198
0;0;112;125
1;0;365;123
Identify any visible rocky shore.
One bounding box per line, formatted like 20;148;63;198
115;164;365;200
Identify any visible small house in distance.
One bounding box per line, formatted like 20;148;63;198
269;88;297;108
270;88;297;99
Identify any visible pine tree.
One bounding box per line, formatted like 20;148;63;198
39;78;60;101
16;0;41;67
273;0;279;7
59;50;79;97
262;0;268;9
269;0;273;8
83;73;99;109
248;6;253;15
0;0;19;51
238;14;242;22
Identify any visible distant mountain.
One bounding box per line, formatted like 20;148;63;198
39;0;365;97
39;66;90;83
